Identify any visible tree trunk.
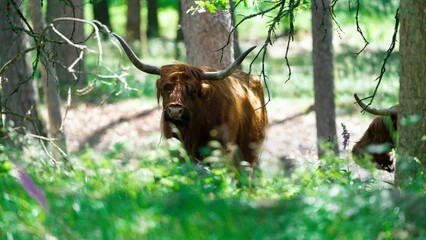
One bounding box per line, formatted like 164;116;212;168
175;0;184;60
147;0;159;39
180;0;234;67
126;0;141;41
396;0;426;190
28;0;68;156
93;0;112;38
229;0;241;60
46;0;85;87
311;0;338;157
0;0;44;135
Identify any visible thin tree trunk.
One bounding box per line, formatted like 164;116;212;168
0;0;44;135
311;0;338;157
147;0;159;39
28;0;68;157
396;0;426;190
175;0;184;60
180;0;234;67
229;0;241;60
93;0;113;38
46;0;85;87
126;0;141;41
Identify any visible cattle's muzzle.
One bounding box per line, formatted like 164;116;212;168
164;104;190;125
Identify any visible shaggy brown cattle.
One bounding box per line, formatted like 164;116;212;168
113;33;268;167
352;94;398;172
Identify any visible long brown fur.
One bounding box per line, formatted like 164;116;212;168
352;115;397;171
156;64;268;167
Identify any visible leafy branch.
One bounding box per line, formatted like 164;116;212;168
215;0;305;104
194;0;399;108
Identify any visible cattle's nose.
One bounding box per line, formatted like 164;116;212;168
164;104;190;125
166;104;184;120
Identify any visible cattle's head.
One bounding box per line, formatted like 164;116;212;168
112;33;255;127
156;64;203;126
352;94;398;171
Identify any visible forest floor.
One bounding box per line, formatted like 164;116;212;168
63;97;394;186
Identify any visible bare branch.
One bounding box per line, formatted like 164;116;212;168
0;110;66;164
27;133;68;158
367;7;399;106
0;46;37;76
354;0;369;55
7;0;34;34
220;1;283;52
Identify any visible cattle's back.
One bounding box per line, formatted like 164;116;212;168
200;69;268;164
233;70;268;140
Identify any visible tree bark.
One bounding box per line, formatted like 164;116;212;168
396;0;426;190
175;0;184;60
229;0;241;60
180;0;234;67
147;0;159;39
28;0;68;156
46;0;85;86
0;0;44;135
311;0;338;157
126;0;141;41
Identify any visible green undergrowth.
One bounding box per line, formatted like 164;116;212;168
1;129;426;239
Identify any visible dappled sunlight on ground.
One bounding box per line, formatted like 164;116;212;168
63;97;394;187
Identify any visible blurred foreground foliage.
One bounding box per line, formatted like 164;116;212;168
1;127;426;239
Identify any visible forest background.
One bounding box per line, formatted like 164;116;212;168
2;0;426;239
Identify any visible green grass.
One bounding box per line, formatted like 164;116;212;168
1;134;426;239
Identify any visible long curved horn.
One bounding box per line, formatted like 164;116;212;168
354;93;398;116
112;33;160;75
201;46;256;81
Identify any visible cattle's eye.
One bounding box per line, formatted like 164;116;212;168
163;84;174;94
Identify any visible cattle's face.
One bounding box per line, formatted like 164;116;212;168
156;65;203;126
